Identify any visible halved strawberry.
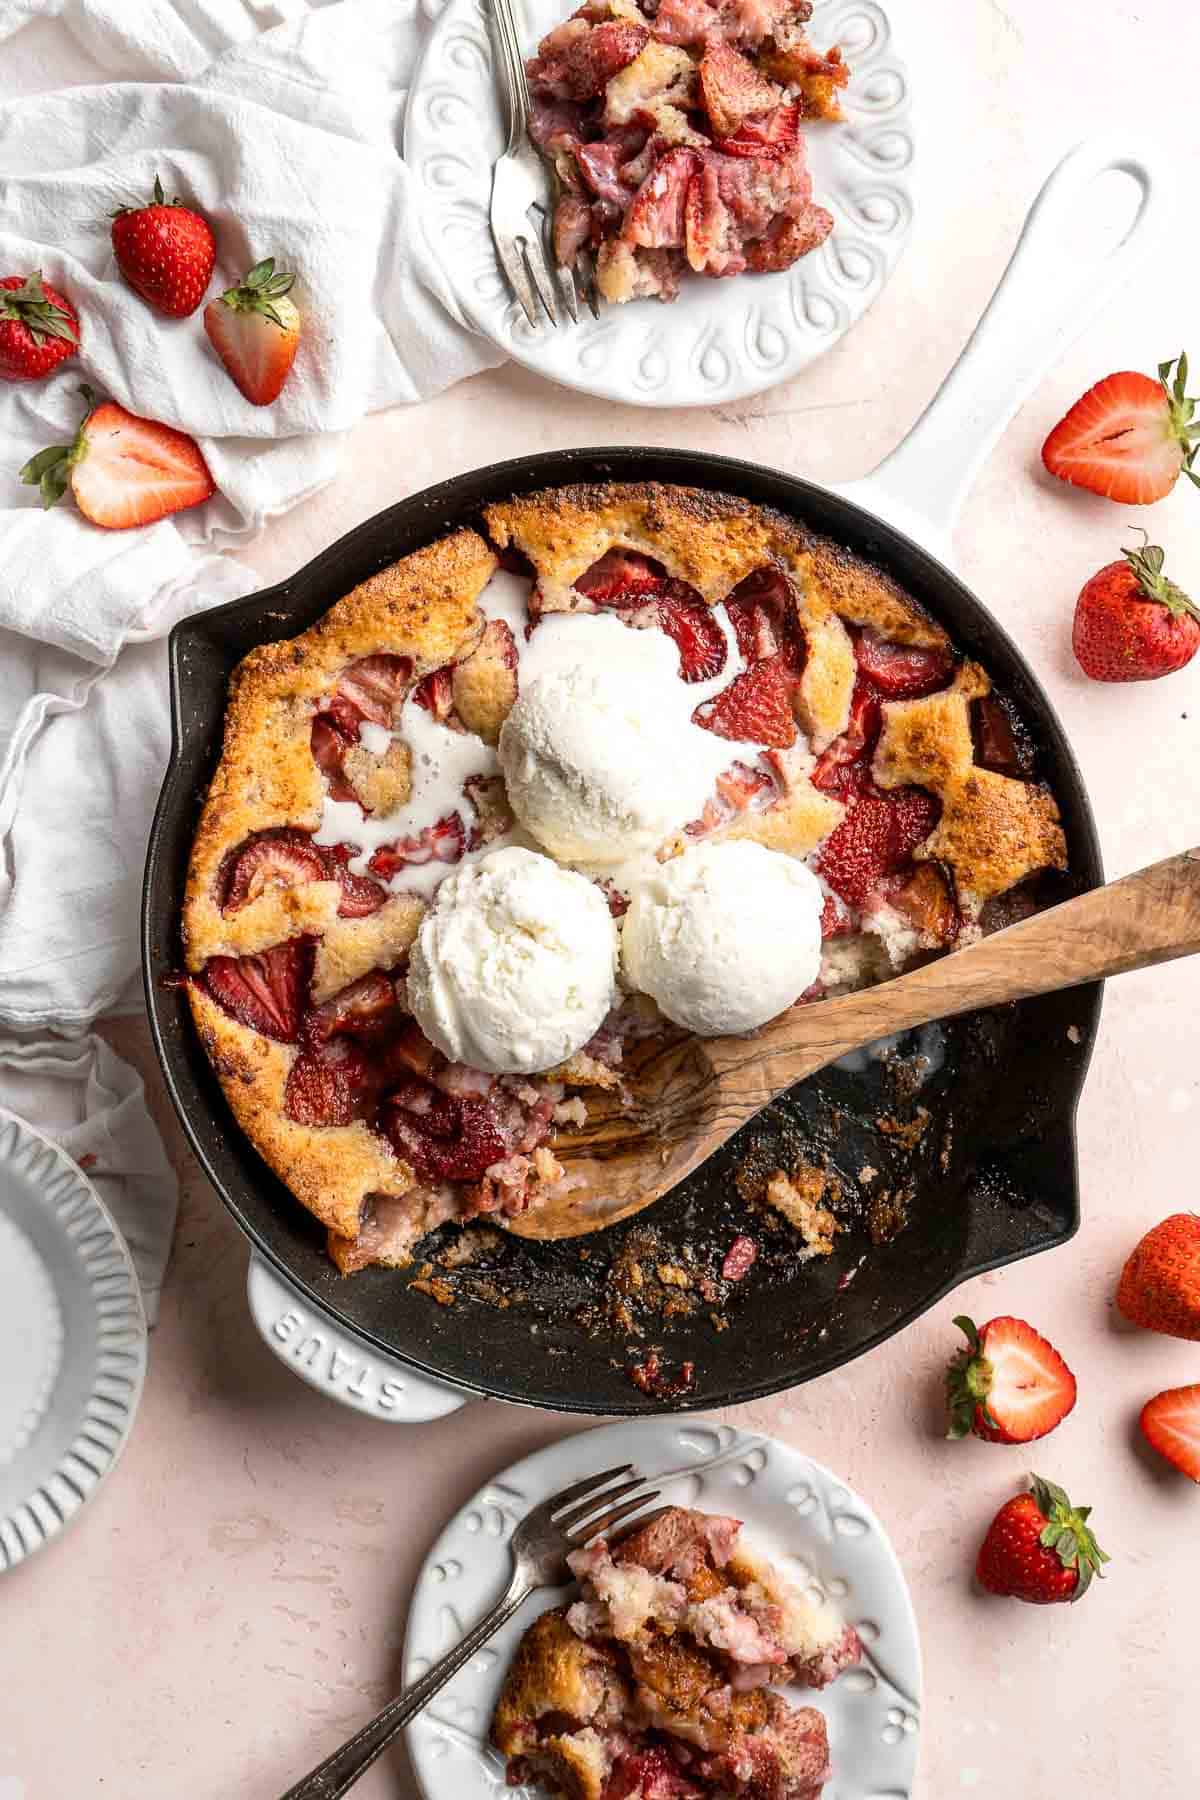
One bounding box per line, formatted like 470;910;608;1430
284;1039;378;1128
724;566;803;667
310;715;356;803
852;628;955;698
220;828;327;913
21;388;214;527
412;666;456;721
574;547;667;605
330;654;413;729
1140;1384;1200;1482
203;937;312;1042
811;678;881;797
304;971;399;1045
815;786;940;911
947;1315;1078;1443
656;595;727;682
699;43;780;138
693;655;796;747
623;148;700;249
719;102;800;159
368;813;465;880
319;843;388;918
1042;354;1200;504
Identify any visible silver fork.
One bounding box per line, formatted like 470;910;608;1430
277;1462;660;1799
487;0;597;325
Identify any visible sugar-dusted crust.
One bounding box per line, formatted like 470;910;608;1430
187;984;412;1240
183;529;498;969
873;665;1068;907
492;1607;628;1800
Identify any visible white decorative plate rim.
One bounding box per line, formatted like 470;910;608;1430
0;1106;148;1573
406;0;915;408
405;1415;922;1799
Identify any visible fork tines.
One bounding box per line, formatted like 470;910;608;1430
551;1465;661;1544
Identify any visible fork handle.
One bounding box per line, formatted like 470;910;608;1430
277;1575;532;1800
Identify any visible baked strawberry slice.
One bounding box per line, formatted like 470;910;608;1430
888;862;959;945
816;786;940;911
284;1038;379;1128
574;547;667;606
412;665;456;721
693;654;797;747
319;843;388;918
947;1315;1077;1443
970;694;1031;776
203;937;312;1042
684;161;745;279
699;42;780;138
623;147;700;249
304;971;400;1045
379;1018;439;1081
820;890;854;938
1042;354;1200;504
384;1094;508;1183
368;813;466;880
656;594;727;682
852;628;955;698
221;828;327;913
720;102;800;159
1140;1384;1200;1482
724;566;804;668
811;678;881;796
310;714;357;803
329;653;413;730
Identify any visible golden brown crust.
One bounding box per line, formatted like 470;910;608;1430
492;1610;625;1755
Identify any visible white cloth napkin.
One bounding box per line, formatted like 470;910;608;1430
0;0;502;1309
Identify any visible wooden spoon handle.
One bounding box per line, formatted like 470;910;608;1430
709;848;1200;1102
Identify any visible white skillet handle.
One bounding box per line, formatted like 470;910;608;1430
246;1255;469;1423
838;135;1174;561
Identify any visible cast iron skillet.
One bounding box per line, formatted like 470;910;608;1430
142;447;1103;1414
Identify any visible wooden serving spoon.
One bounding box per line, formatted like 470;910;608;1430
510;848;1200;1242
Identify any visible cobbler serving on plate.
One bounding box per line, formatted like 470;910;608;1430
492;1505;859;1799
182;481;1066;1276
524;0;849;302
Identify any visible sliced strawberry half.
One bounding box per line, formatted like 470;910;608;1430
852;628;955;699
719;102;800;159
1042;355;1200;505
1140;1384;1200;1482
574;546;668;606
383;1093;509;1183
329;653;413;730
368;813;466;881
412;665;455;721
310;714;356;803
693;654;797;747
319;842;388;918
947;1315;1078;1444
623;147;700;249
203;937;312;1043
724;566;804;669
656;595;727;682
811;677;881;797
816;786;940;911
220;828;327;913
304;971;400;1045
284;1038;379;1128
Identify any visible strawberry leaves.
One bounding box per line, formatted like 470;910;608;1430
216;257;297;331
1122;528;1200;623
1029;1475;1109;1601
18;382;97;509
0;271;78;346
1157;352;1200;491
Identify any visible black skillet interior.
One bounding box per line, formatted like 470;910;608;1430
143;448;1103;1414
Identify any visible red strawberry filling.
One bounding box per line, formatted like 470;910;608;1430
693;653;796;747
284;1038;381;1128
220;828;327;912
368;812;466;881
304;971;401;1045
574;547;670;605
203;937;313;1043
329;653;413;729
811;676;881;797
971;694;1032;777
310;714;357;803
412;665;456;721
851;627;955;699
816;785;941;913
319;842;388;918
383;1089;510;1184
719;100;800;158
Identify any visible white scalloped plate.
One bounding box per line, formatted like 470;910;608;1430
405;0;914;407
406;1418;921;1798
0;1109;147;1572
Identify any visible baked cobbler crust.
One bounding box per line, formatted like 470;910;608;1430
183;481;1067;1271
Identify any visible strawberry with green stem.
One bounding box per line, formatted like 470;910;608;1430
1043;353;1200;505
976;1476;1109;1605
0;272;80;382
204;258;301;406
19;384;214;528
1072;530;1199;682
946;1315;1077;1444
111;175;215;318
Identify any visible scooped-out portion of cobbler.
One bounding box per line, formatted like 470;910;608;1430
525;0;849;303
182;481;1067;1277
492;1505;859;1799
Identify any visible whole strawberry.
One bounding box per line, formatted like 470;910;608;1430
1072;533;1199;682
203;257;301;405
946;1315;1077;1443
111;175;215;318
1043;353;1200;504
1117;1213;1200;1340
976;1476;1108;1604
0;272;80;382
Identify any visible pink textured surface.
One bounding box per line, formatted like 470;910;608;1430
3;3;1200;1797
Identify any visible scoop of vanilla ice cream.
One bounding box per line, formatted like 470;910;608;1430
498;613;737;864
407;846;619;1074
621;841;823;1036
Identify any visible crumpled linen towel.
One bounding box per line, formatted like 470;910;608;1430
0;0;502;1310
